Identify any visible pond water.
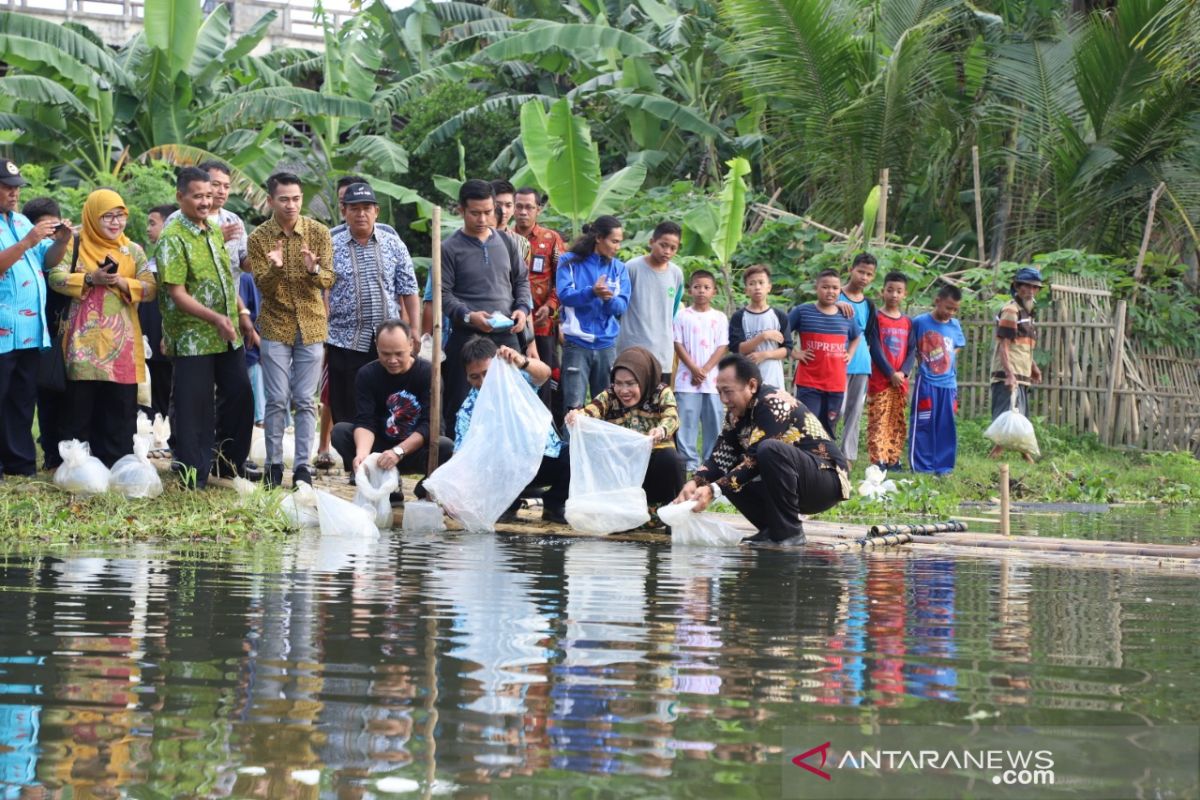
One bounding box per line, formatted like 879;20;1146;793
1;517;1197;798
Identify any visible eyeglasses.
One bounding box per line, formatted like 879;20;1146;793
613;379;640;390
100;212;128;224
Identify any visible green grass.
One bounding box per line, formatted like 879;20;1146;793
0;475;293;545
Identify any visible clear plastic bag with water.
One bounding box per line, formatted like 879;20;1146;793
53;440;110;496
281;482;377;536
984;388;1040;457
657;500;745;546
109;437;163;499
280;482;321;529
354;453;400;529
565;415;654;534
402;500;446;532
424;358;552;531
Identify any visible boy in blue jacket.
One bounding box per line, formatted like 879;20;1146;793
556;215;630;410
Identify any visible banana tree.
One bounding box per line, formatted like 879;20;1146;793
679;157;750;310
517;97;648;236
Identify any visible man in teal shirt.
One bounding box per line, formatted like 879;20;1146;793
0;158;71;477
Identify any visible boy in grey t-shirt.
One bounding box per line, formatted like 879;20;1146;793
615;221;684;381
728;264;790;388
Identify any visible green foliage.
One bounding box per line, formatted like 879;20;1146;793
20;160;176;245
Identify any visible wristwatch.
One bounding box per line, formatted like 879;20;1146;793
391;444;405;458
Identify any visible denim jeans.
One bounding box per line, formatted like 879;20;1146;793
261;333;324;470
561;342;615;410
676;391;724;470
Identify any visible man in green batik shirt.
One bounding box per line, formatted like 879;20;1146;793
158;167;259;488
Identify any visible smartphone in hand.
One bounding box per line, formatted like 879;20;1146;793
100;255;118;274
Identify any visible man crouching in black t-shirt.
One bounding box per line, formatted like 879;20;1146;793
331;319;452;500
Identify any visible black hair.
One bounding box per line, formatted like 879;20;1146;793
490;179;515;197
568;215;622;259
198;160;231;177
514;186;543;203
458;178;494;207
851;252;877;268
936;284;963;301
718;353;761;387
652;220;682;240
176;166;210;192
689;269;716;286
265;171;302;197
149;203;178;219
21;197;60;224
816;268;841;282
883;271;908;286
461;335;499;366
375;319;412;340
743;264;771;283
337;174;368;190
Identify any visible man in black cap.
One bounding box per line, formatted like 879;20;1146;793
326;182;420;430
989;266;1044;461
0;158;73;478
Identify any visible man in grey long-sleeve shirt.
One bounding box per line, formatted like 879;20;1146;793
440;178;532;428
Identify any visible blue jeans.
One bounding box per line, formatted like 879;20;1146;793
248;363;265;425
676;391;723;470
795;386;844;439
561;342;615;410
261;334;324;470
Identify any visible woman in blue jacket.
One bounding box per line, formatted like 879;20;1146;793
556;215;630;410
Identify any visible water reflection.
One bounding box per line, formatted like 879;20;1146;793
0;530;1196;797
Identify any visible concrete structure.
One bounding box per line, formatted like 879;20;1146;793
2;0;359;50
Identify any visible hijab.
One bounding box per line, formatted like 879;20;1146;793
78;188;136;277
609;346;663;410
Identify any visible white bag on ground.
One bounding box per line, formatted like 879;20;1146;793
657;500;745;546
136;411;153;438
151;413;171;451
984;389;1040;457
424;358;552;532
315;489;379;537
281;482;321;529
53;440;110;496
565;415;653;534
109;437;163;498
250;424;295;467
354;453;400;528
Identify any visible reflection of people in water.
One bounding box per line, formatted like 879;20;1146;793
906;558;959;701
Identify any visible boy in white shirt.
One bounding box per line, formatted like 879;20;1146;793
672;270;729;471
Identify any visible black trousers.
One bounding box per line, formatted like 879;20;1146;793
326;344;376;425
36;383;67;469
64;380;138;468
443;326;518;431
725;439;844;541
523;448;570;510
534;333;565;426
645;444;686;507
331;421;453;476
145;359;173;421
0;348;40;476
172;347;253;487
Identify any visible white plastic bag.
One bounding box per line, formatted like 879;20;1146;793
565;415;653;534
250;424;295;467
53;440;110;496
657;500;745;546
280;482;320;529
315;490;379;537
151;413;171;451
136;411;153;438
109;437;163;499
402;500;446;532
984;390;1040;457
424;358;552;532
354;453;400;528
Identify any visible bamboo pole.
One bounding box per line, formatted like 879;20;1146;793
427;205;443;477
874;168;889;245
972;145;988;277
1101;300;1127;446
999;464;1011;537
1132;183;1166;284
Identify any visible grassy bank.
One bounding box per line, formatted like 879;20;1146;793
813;417;1200;522
0;476;292;545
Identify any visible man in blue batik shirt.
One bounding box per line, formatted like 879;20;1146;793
0;159;72;477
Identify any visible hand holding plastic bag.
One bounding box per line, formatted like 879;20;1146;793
657;500;745;546
984;389;1040;457
354;453;400;528
565;415;653;534
110;437;163;498
53;440;110;496
424;358;552;531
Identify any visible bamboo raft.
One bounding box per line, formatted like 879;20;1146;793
299;472;1200;574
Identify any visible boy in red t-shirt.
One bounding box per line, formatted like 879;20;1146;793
866;272;912;469
787;270;861;437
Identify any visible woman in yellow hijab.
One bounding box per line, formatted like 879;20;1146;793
49;188;156;466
